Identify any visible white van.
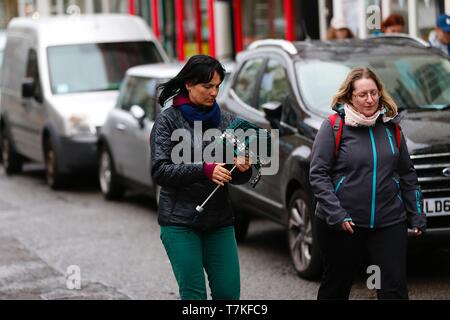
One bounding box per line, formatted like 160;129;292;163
0;14;169;189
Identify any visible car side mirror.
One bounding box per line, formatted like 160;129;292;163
22;79;35;99
130;105;146;128
261;101;282;129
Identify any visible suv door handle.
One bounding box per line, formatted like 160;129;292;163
116;123;127;131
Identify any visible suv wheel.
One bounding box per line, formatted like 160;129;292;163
287;190;322;280
44;139;65;190
2;128;23;175
98;145;124;200
234;210;250;243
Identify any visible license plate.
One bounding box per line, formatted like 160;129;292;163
424;198;450;217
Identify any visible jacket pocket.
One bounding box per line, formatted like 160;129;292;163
385;128;396;155
334;176;346;193
392;177;403;203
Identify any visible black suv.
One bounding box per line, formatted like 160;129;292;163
220;38;450;280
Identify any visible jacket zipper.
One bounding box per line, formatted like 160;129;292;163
369;128;377;229
385;128;395;155
392;177;403;202
334;176;346;193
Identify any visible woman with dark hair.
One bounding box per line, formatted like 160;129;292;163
150;55;252;300
310;67;426;300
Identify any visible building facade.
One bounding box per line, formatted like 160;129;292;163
1;0;450;60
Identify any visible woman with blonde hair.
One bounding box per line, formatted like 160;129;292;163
310;67;426;300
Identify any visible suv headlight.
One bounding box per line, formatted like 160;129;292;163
67;115;96;137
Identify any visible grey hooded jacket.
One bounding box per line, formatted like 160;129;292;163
310;108;426;231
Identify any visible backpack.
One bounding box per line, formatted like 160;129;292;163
328;113;402;157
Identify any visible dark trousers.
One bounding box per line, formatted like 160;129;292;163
315;217;409;300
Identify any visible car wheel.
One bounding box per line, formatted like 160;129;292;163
234;210;250;243
287;190;322;280
44;139;65;190
98;145;125;200
2;128;23;175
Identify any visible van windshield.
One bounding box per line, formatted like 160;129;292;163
296;54;450;114
47;41;164;94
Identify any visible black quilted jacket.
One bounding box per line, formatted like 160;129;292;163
150;106;252;231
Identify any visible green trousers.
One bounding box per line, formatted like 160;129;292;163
160;225;240;300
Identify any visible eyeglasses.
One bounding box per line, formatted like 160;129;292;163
353;90;380;100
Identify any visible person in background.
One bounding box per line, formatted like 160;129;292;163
381;13;406;34
326;16;355;40
429;14;450;56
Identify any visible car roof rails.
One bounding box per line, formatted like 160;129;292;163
365;33;431;48
247;39;298;55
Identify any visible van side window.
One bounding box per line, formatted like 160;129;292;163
118;76;158;120
258;59;290;109
26;49;43;103
233;58;265;108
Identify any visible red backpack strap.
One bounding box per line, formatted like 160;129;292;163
328;114;343;157
395;123;402;149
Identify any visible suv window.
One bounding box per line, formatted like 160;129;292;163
259;59;290;110
233;58;264;107
25;49;43;103
117;76;159;120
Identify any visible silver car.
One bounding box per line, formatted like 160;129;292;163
98;63;182;201
98;61;235;202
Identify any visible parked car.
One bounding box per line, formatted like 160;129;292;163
98;60;235;202
0;14;169;189
220;38;450;279
98;63;182;202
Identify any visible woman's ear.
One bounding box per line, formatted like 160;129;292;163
185;82;193;92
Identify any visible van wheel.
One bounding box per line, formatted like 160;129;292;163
98;146;124;200
2;128;23;175
234;210;250;243
287;190;322;280
44;139;65;190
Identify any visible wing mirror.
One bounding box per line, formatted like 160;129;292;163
130;105;146;128
261;101;282;129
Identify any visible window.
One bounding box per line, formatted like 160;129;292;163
117;76;159;120
233;58;265;107
25;49;43;103
258;59;290;109
296;55;450;114
47;41;163;94
282;98;299;127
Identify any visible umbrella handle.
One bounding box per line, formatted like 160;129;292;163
196;165;237;213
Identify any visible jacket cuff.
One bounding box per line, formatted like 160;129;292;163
203;162;217;180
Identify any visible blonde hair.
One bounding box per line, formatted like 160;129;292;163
331;67;398;118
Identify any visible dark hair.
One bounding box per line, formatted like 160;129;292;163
158;55;225;107
381;13;405;32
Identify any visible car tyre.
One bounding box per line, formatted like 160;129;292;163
234;210;250;243
287;190;322;280
2;127;23;175
98;145;125;200
44;138;65;190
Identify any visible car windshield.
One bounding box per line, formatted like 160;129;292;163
47;41;163;94
296;54;450;114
